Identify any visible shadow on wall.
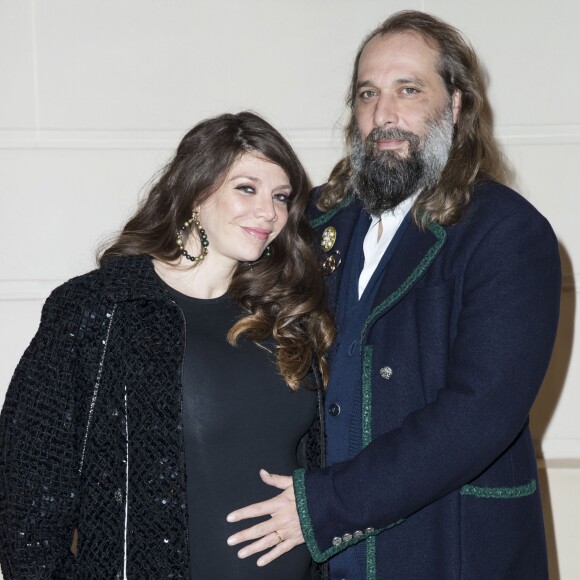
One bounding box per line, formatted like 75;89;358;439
531;241;575;580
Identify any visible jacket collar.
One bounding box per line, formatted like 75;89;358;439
310;192;447;335
101;254;171;303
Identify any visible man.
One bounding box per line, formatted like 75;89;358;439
226;11;561;579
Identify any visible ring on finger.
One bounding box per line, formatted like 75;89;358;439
274;531;283;544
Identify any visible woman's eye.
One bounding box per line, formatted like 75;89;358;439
236;184;255;194
273;193;291;204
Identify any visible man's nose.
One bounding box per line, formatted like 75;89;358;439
373;94;399;128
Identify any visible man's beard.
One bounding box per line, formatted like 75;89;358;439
348;105;454;215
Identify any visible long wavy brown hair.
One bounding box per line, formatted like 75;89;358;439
319;10;511;227
100;112;334;390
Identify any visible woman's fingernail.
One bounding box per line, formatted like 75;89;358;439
227;513;236;522
227;536;237;545
238;549;247;558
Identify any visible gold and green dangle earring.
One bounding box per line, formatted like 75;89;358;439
176;211;209;263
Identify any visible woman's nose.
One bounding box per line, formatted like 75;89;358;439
254;196;278;222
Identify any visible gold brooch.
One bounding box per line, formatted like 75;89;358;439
322;250;342;276
320;226;337;252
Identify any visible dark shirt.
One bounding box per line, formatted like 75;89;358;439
167;287;315;580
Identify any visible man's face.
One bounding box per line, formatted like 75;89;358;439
348;31;461;214
354;31;460;154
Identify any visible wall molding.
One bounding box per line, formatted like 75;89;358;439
497;124;580;146
535;439;580;464
562;273;576;292
0;124;579;150
0;129;342;151
538;458;580;469
0;280;63;301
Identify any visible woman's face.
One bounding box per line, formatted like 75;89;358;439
196;153;291;268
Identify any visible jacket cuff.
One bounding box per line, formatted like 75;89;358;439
293;468;394;563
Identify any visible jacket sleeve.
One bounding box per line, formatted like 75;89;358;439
0;286;84;578
294;208;562;562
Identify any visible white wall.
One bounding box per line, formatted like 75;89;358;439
1;1;578;577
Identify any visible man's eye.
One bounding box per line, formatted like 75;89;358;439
236;185;255;194
359;89;377;99
401;87;419;95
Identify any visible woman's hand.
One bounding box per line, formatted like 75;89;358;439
226;469;305;566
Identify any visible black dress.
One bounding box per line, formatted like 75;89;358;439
167;287;316;580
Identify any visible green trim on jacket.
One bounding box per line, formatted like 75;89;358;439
294;221;445;573
361;222;447;342
310;194;355;229
460;479;537;499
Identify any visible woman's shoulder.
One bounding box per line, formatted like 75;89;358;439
48;267;106;306
45;254;162;319
38;268;109;334
48;254;152;304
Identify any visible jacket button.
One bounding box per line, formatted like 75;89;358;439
332;536;342;546
342;533;353;542
364;527;375;535
328;403;341;417
353;530;364;539
379;366;393;380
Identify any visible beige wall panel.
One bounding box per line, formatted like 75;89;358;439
33;0;420;131
0;147;174;280
425;0;580;126
539;466;580;579
291;140;343;187
0;1;37;128
504;143;580;274
0;300;43;398
532;289;579;458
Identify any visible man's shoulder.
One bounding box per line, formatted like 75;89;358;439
444;180;557;255
468;180;547;223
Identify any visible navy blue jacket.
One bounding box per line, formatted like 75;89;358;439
293;181;561;579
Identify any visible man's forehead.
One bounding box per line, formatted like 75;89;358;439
357;31;441;79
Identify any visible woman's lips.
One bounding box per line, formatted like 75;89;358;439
242;227;271;241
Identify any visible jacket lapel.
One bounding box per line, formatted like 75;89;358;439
361;221;447;341
311;195;362;312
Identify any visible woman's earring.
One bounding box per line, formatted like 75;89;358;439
264;245;272;258
176;211;208;263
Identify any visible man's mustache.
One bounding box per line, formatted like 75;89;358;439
366;127;420;149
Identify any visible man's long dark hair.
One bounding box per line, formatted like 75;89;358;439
319;10;510;227
100;111;334;390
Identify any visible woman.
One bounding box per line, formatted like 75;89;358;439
0;112;333;579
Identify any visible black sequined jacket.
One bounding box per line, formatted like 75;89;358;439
0;255;325;579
